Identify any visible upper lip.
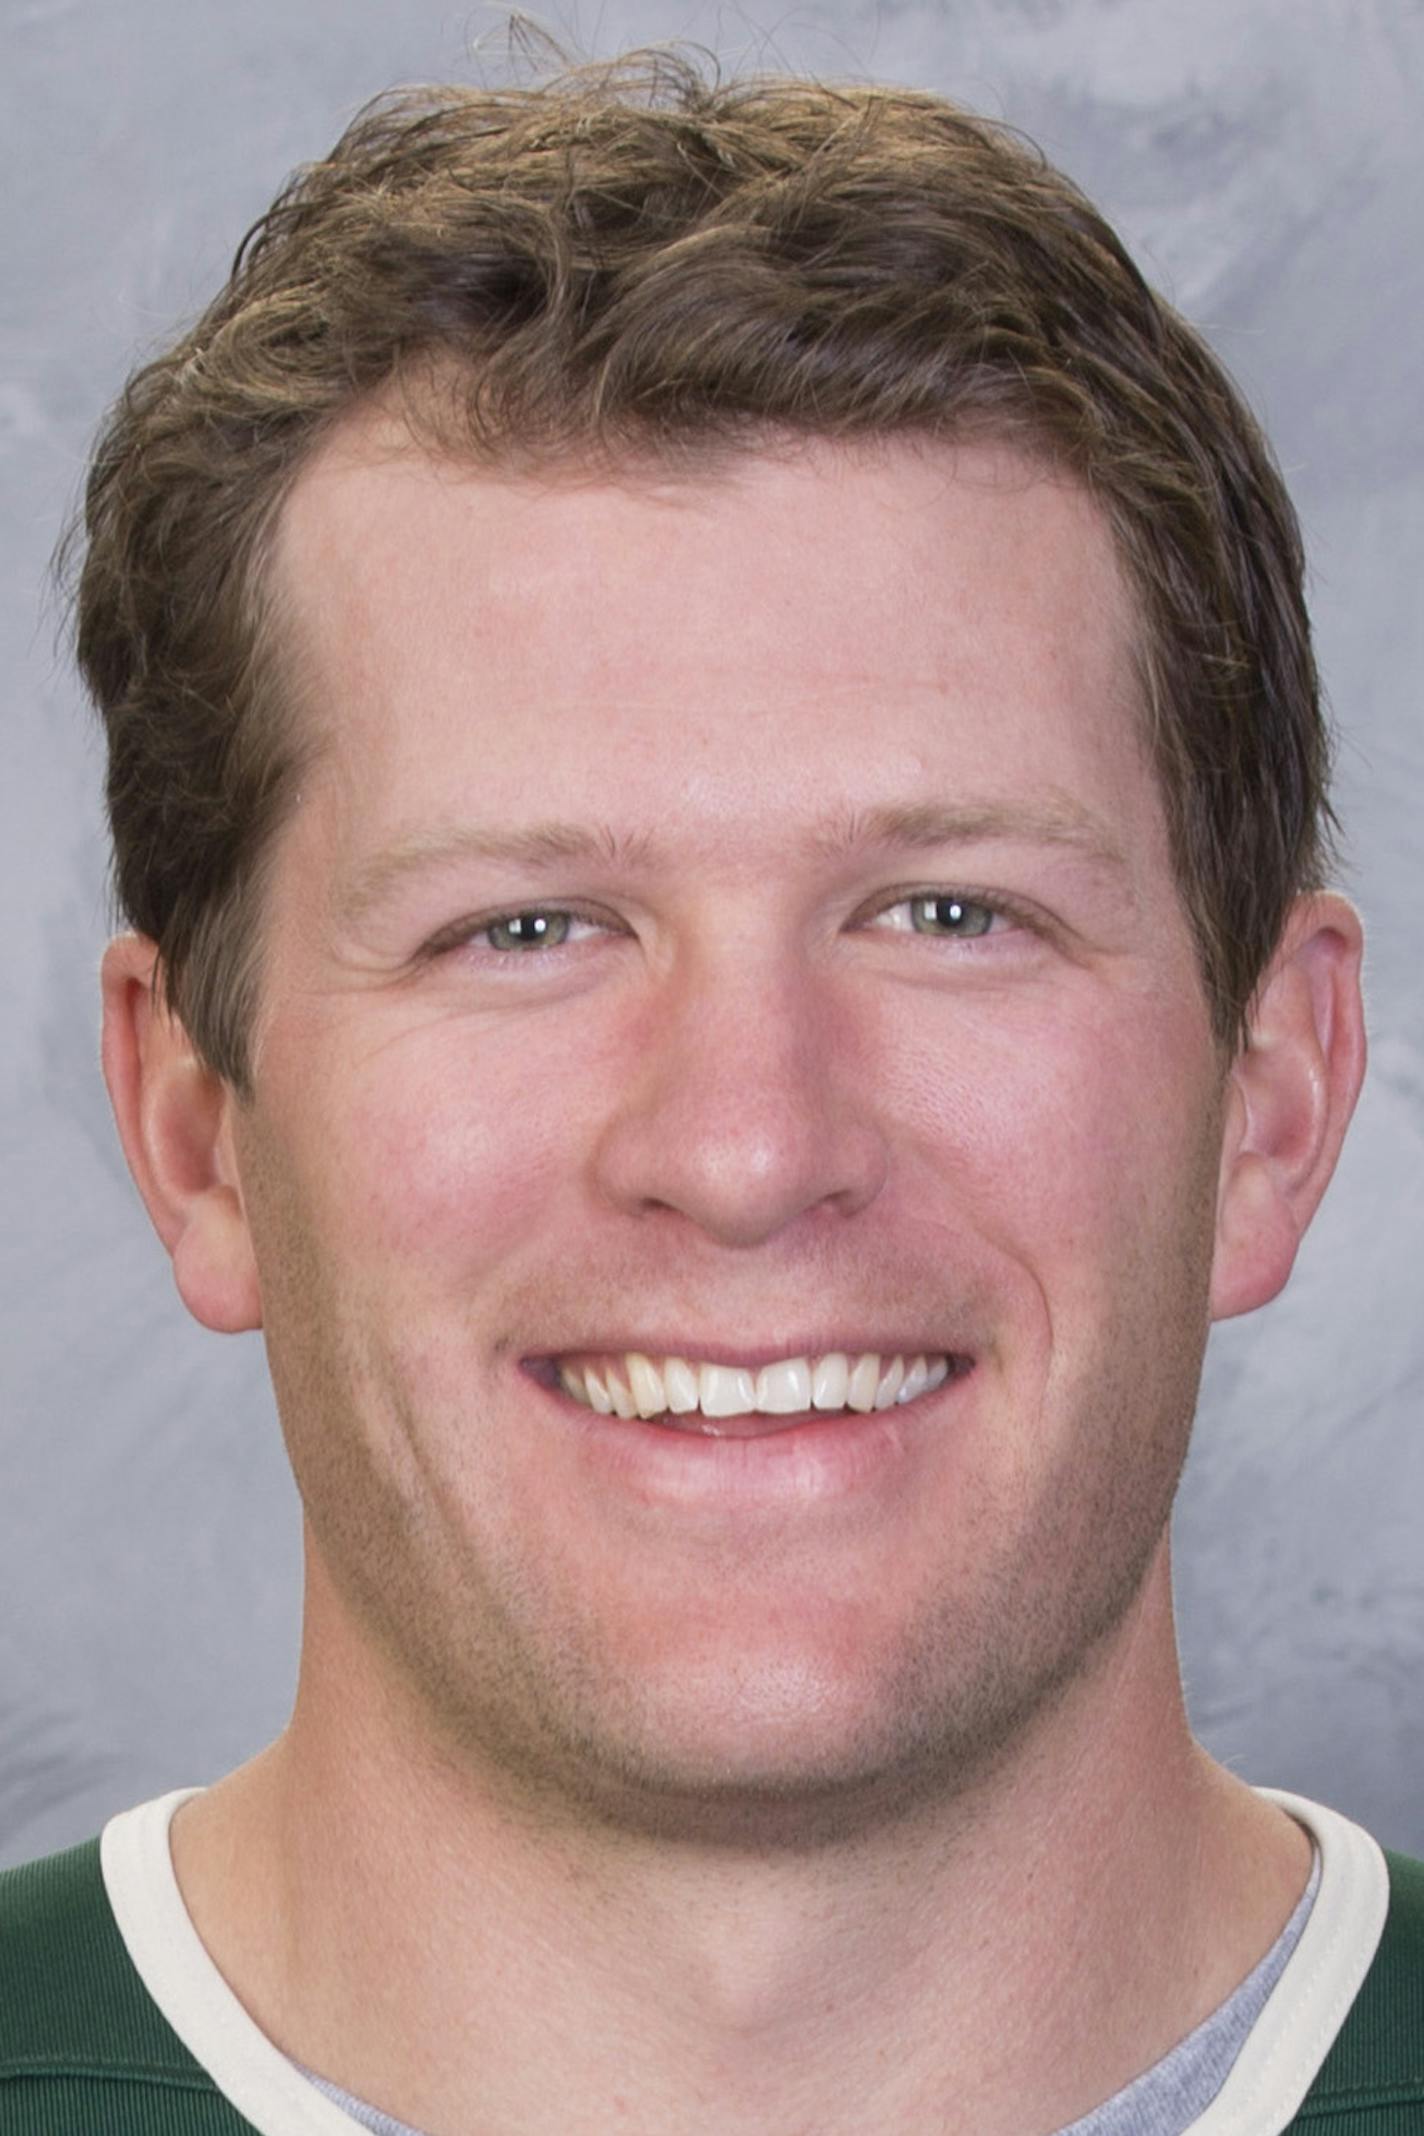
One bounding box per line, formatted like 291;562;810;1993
525;1336;968;1372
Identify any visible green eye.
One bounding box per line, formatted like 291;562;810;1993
485;910;573;952
906;895;995;938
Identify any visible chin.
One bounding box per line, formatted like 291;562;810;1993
472;1617;1074;1849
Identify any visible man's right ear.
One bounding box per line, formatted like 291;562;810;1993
100;934;262;1334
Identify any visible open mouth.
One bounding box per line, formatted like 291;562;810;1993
533;1349;969;1437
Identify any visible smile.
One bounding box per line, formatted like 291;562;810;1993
551;1349;959;1432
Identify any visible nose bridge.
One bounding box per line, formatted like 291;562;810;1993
590;930;889;1247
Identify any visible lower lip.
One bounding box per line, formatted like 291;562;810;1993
523;1363;973;1512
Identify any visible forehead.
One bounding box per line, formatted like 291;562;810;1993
267;418;1161;878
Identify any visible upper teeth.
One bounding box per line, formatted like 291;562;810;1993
557;1351;953;1421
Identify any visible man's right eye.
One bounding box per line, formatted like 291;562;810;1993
482;910;576;953
425;905;616;961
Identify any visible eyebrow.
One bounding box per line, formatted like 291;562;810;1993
338;797;1129;927
340;820;662;927
807;799;1127;869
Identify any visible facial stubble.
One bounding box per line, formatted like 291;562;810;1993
242;1091;1222;1854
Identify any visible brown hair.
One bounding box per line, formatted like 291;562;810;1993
72;48;1335;1092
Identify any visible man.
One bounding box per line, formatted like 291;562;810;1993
1;46;1419;2136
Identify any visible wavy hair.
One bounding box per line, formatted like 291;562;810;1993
71;48;1334;1090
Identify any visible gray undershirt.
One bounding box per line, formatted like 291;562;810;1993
295;1848;1321;2136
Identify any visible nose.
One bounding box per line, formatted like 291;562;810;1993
589;947;890;1249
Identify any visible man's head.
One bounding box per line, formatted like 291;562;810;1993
87;54;1365;1841
77;50;1331;1096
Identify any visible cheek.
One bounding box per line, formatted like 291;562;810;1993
308;1015;604;1272
887;985;1223;1286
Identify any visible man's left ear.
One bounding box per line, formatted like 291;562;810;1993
1211;893;1366;1322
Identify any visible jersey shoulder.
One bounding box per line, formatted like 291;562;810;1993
0;1834;253;2132
1292;1847;1424;2129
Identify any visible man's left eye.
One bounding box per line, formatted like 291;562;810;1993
878;895;1002;939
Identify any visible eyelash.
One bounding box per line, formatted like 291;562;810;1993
427;891;1032;962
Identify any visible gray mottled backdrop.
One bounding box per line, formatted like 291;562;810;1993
3;0;1421;1868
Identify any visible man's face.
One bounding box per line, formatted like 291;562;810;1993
231;429;1228;1832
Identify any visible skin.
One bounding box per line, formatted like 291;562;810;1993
103;427;1366;2135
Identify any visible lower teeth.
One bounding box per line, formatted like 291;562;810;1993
655;1409;824;1433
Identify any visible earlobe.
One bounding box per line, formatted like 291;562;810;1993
1210;894;1366;1322
100;934;263;1334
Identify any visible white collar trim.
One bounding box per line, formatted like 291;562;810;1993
101;1788;364;2136
1180;1788;1388;2134
101;1784;1389;2136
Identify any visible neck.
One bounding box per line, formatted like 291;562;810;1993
170;1547;1311;2136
